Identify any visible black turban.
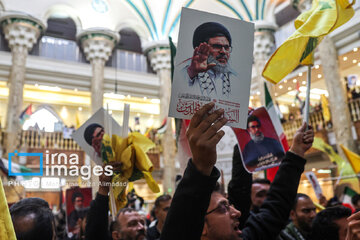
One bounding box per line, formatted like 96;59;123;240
192;22;231;48
84;123;103;145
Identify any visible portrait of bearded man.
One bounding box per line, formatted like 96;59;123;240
179;22;238;98
242;114;285;170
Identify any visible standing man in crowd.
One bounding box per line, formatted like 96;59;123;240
278;193;316;240
311;206;351;240
250;178;271;214
161;102;314;240
10;198;56;240
147;195;172;240
85;162;147;240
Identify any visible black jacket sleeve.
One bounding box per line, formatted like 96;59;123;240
227;144;252;229
160;159;220;240
242;151;306;240
85;193;111;240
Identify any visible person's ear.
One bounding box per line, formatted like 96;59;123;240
112;231;121;240
202;220;209;237
290;209;296;221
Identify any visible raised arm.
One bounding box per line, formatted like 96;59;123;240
161;102;227;240
242;123;314;239
85;163;121;240
227;144;252;229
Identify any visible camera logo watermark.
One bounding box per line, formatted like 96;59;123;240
8;150;43;176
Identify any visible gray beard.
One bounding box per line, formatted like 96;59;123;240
250;132;264;143
208;55;231;74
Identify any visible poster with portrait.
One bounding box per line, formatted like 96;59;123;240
305;171;323;199
232;107;285;172
66;187;91;235
168;8;254;129
72;108;122;165
347;74;359;89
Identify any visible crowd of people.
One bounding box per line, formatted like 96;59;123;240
7;103;360;240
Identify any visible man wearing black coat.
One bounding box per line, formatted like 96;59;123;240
160;102;314;240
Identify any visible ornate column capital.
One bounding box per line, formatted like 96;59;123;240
254;20;278;60
78;28;119;62
143;40;171;72
0;12;45;51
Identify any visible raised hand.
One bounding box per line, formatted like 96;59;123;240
98;162;122;196
346;211;360;240
187;42;216;79
289;123;314;158
186;102;227;176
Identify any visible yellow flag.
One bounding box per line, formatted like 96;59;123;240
340;144;360;173
321;95;331;122
0;178;16;240
312;137;355;176
262;0;355;84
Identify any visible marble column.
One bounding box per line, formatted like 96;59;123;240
253;21;277;106
78;29;119;113
143;40;176;194
0;14;45;155
78;29;119;198
319;37;358;155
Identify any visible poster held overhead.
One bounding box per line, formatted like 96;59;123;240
233;107;285;172
169;7;254;129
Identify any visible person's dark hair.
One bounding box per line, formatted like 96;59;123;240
212;182;222;194
247;115;261;128
10;198;55;240
71;191;84;203
311;206;351;240
352;194;360;207
252;178;270;185
192;22;231;48
292;193;311;210
83;123;103;145
111;208;138;233
154;195;172;209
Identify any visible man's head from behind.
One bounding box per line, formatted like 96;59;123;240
290;193;316;232
72;191;84;210
311;206;351;240
111;208;146;240
251;178;270;211
352;194;360;209
247;115;264;143
84;123;104;156
10;198;55;240
202;184;242;240
193;22;232;73
154;194;172;228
